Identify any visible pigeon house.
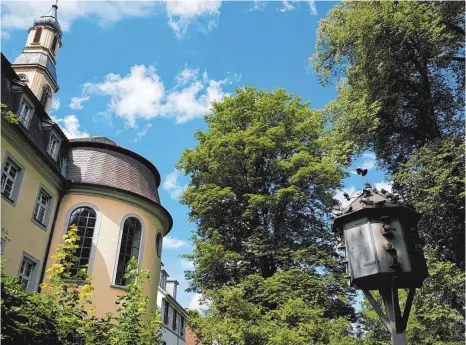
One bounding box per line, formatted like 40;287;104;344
333;184;428;290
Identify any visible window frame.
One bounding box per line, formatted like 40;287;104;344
17;96;34;129
1;153;25;206
156;232;163;257
17;252;40;292
32;186;53;229
51;35;58;53
163;300;169;325
61;203;101;278
47;132;61;161
172;309;178;331
180;316;185;337
112;214;145;288
159;271;167;290
33;27;42;43
40;85;52;109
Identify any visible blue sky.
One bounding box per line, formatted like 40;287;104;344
1;0;390;310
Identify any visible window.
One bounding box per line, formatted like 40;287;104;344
67;207;97;277
172;310;178;331
18;74;28;83
18;98;33;128
47;134;60;161
180;316;185;337
33;188;51;225
159;271;167;290
33;28;42;43
51;36;58;53
156;232;162;257
1;158;21;200
40;85;52;109
115;217;142;286
18;255;38;290
163;301;169;325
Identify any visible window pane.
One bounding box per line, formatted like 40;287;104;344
66;207;96;278
115;217;142;286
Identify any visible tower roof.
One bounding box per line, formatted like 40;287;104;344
33;4;62;38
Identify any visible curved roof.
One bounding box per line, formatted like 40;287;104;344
68;136;161;187
33;5;62;38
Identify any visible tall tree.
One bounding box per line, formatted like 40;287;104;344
179;87;356;344
311;1;464;172
179;87;346;292
311;0;465;267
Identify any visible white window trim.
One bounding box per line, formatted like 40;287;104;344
111;213;145;288
156;231;163;257
1;153;25;206
163;299;170;326
60;202;102;278
47;132;61;161
17;252;40;292
17;95;34;129
32;186;54;229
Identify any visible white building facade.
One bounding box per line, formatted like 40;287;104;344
157;266;188;345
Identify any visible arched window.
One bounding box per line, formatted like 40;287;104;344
156;233;162;257
40;85;52;108
51;36;58;53
115;217;142;286
33;28;42;43
67;207;97;277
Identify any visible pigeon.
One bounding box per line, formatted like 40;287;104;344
380;188;387;194
356;168;368;176
343;192;351;201
364;182;372;189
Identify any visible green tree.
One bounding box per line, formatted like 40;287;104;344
359;248;465;345
1;226;162;345
1;103;19;124
311;1;464;172
179;87;347;292
179;87;357;344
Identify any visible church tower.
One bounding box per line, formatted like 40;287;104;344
12;3;62;113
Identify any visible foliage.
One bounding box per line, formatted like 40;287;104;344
1;103;19;124
393;137;465;266
359;248;465;345
189;271;359;345
179;87;347;292
179;87;357;344
311;1;464;172
1;225;161;345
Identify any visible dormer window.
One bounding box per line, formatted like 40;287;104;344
159;271;167;290
33;28;42;43
47;133;60;161
18;98;33;128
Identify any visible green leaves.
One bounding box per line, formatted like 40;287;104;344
2;228;161;345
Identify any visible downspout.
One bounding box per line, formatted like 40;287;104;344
37;181;68;292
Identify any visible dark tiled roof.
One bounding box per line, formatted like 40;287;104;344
69;136;121;147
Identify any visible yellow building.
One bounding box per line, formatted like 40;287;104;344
1;4;173;317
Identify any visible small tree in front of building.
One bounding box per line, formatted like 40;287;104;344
1;225;162;345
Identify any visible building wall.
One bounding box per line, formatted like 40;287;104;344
157;288;187;345
12;67;55;106
1;136;61;290
43;193;164;317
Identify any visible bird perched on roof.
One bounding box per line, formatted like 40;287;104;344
364;182;372;189
343;192;351;201
356;168;368;176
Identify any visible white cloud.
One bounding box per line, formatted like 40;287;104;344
361;160;376;170
50;97;60;112
163;236;187;249
279;1;295;12
130;123;152;143
165;0;221;38
84;65;232;127
163;169;188;200
53;114;90;139
188;293;209;312
363;152;376;159
180;259;194;270
308;0;317;15
1;1;156;33
249;1;266;12
69;96;90;110
334;186;357;209
374;181;393;193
